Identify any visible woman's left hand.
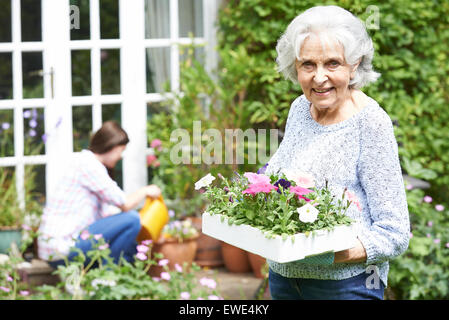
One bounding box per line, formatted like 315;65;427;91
334;239;367;264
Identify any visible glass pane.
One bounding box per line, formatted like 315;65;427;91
23;108;45;156
102;104;121;124
72;105;92;152
0;109;14;157
70;0;90;40
22;52;44;99
108;159;123;189
21;0;42;42
101;49;120;94
0;0;12;42
100;0;119;39
179;0;203;37
25;164;46;205
0;52;13;99
71;50;91;96
146;47;170;93
145;0;170;39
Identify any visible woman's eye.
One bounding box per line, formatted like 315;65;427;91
328;61;340;68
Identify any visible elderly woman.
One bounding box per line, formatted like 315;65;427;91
265;6;410;300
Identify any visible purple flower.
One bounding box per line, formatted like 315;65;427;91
446;243;449;248
435;204;444;212
274;178;291;193
409;232;413;239
23;110;31;118
6;276;13;282
423;196;433;203
434;239;441;244
141;239;152;245
29;119;38;128
168;210;175;218
229;196;233;203
160;272;171;281
41;133;48;143
174;263;183;273
0;286;10;293
223;187;229;193
98;244;109;250
256;163;268;174
29;129;36;137
136;245;149;253
158;259;169;266
80;230;90;240
94;234;103;240
200;277;217;289
19;290;29;296
406;184;413;190
2;122;10;130
427;221;433;227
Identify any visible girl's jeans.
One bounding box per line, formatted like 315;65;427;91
48;210;141;269
269;268;385;300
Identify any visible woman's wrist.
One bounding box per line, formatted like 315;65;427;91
334;239;367;264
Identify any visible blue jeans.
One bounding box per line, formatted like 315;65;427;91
48;211;141;269
269;268;385;300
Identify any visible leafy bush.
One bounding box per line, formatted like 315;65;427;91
388;187;449;299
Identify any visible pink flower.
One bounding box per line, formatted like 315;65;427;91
435;204;445;212
21;224;31;231
0;286;10;293
19;290;29;296
446;243;449;248
289;186;313;196
158;259;169;266
208;295;221;300
136;245;149;253
98;244;109;250
94;234;103;240
146;155;157;166
242;183;278;196
174;263;183;273
423;196;433;203
136;252;147;261
6;276;13;282
406;184;413;190
141;239;153;245
180;292;190;300
284;170;315;188
150;139;162;150
427;221;433;227
426;233;431;238
243;172;271;185
200;277;217;289
160;272;171;281
80;230;90;240
152;277;160;282
409;232;413;239
434;239;441;244
345;190;362;212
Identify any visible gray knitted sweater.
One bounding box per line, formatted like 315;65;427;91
265;94;410;287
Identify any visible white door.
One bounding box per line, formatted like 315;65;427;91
0;0;219;208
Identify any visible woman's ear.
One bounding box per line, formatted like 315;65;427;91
350;58;362;79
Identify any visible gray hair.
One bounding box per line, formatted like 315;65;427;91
276;5;380;89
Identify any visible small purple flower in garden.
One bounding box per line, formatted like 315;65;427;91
6;276;13;282
29;129;36;137
427;221;433;227
2;122;10;130
19;290;29;296
29;119;38;128
42;133;48;143
446;243;449;248
136;252;147;261
423;196;433;203
21;224;31;231
23;110;31;118
94;234;103;240
168;210;175;218
435;204;445;212
0;286;10;293
141;239;152;245
217;173;224;180
409;232;413;239
160;272;171;281
175;263;183;273
98;244;109;250
229;196;233;203
136;244;149;253
80;230;90;240
200;277;217;289
434;239;441;244
426;233;431;238
406;184;413;190
180;292;190;300
158;259;169;266
256;163;268;174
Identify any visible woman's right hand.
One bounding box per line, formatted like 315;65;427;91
145;184;161;199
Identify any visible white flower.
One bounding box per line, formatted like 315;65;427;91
297;203;319;223
195;173;216;190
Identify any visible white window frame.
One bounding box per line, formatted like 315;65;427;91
0;0;220;208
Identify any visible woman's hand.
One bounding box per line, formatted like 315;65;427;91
145;184;161;199
334;239;367;264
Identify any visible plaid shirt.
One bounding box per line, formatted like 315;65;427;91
38;150;126;261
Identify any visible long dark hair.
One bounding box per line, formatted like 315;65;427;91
88;121;129;154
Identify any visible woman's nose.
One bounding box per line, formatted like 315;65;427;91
313;66;328;84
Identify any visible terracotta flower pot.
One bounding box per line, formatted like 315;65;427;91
220;241;251;273
149;235;199;277
248;252;266;279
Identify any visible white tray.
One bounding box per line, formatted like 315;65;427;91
202;212;357;263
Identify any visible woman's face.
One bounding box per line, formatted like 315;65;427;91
103;145;126;169
295;34;357;111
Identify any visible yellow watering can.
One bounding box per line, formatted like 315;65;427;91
136;196;169;243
